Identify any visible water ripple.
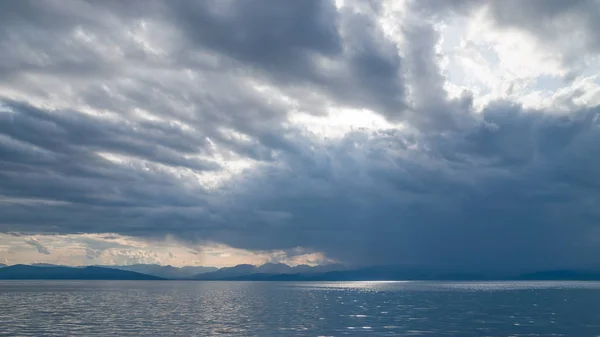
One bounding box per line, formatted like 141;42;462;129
1;280;600;336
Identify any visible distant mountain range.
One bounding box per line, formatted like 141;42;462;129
4;263;600;281
194;265;600;281
0;265;163;280
94;264;218;279
194;265;486;281
518;270;600;281
193;263;347;280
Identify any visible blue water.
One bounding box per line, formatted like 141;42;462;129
1;280;600;336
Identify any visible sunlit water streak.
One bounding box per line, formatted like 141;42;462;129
1;280;600;336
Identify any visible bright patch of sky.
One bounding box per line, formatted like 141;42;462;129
0;233;330;267
433;6;600;112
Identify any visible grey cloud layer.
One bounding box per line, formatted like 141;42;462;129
1;0;600;271
24;238;51;255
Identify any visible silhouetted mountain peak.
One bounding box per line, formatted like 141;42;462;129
230;264;256;270
257;263;293;274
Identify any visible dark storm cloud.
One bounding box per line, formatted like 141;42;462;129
7;100;600;271
202;102;600;271
1;0;600;271
2;0;404;118
0;1;135;79
164;0;405;118
0;101;219;173
170;0;342;72
0;100;223;210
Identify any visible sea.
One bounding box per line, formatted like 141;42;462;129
1;280;600;336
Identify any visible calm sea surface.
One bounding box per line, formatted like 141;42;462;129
2;281;600;336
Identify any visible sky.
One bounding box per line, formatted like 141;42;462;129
1;0;600;270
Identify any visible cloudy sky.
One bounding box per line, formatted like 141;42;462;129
1;0;600;270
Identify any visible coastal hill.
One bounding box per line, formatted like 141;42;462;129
0;265;164;280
